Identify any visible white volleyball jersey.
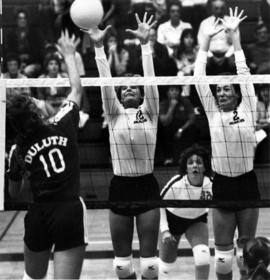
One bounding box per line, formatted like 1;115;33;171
160;174;212;233
95;44;159;176
194;50;257;177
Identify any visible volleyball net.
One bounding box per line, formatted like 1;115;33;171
2;75;270;211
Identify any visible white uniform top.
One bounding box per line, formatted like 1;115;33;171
95;44;159;177
194;50;257;177
160;174;212;233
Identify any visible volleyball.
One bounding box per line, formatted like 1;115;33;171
70;0;104;30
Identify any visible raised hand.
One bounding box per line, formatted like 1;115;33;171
126;12;157;45
57;30;80;57
82;25;112;48
220;7;247;32
206;18;224;38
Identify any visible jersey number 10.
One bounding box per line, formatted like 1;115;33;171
39;148;66;178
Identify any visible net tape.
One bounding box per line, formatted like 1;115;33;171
4;200;270;211
3;74;270;88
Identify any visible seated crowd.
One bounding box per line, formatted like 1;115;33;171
3;0;270;165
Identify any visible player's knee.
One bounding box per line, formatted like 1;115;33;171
158;258;176;276
192;244;210;266
113;255;135;279
214;248;234;275
140;256;159;279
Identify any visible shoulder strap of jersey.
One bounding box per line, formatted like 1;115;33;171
160;174;183;198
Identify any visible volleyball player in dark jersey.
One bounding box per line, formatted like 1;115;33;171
7;30;88;279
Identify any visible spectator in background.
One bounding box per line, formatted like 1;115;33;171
241;236;270;280
5;9;43;77
159;85;198;165
260;0;270;32
178;0;208;34
38;0;56;45
37;52;68;111
246;22;270;74
173;28;198;99
53;0;82;42
104;30;130;77
157;1;192;57
255;84;270;164
173;28;198;77
3;53;31;96
99;0;117;29
197;0;235;75
257;84;270;131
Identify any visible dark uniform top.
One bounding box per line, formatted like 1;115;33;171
8;101;80;202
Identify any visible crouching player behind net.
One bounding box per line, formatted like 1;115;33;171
159;145;212;280
194;7;260;280
85;13;160;279
6;30;88;279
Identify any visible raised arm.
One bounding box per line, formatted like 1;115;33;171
194;20;224;111
57;30;82;107
85;26;121;117
126;13;159;116
221;8;257;114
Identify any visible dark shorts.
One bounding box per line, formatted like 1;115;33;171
212;170;260;210
109;174;161;216
166;210;208;236
24;198;88;252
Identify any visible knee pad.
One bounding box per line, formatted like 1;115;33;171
113;255;135;279
23;271;47;280
140;256;159;279
192;244;210;266
214;248;234;275
158;258;176;276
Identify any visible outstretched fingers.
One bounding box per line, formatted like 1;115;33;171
135;13;141;25
143;12;147;23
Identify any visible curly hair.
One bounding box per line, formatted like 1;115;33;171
6;94;43;142
178;144;212;178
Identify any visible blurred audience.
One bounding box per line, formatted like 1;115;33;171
255;84;270;164
104;30;130;76
4;9;43;77
157;1;192;56
3;53;31;96
38;0;56;45
173;28;198;77
197;0;235;74
159;85;198;165
246;22;270;74
99;0;117;29
53;0;82;42
257;84;270;131
37;52;68;111
260;0;270;32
